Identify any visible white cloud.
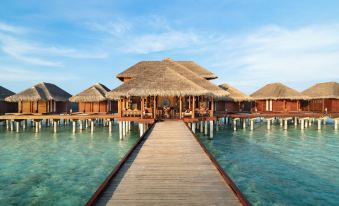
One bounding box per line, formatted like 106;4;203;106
0;67;78;81
124;31;200;54
204;24;339;93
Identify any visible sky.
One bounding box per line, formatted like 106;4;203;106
0;0;339;95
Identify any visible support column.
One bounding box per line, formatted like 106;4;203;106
54;121;57;133
267;119;271;130
301;119;305;130
91;120;94;133
317;119;321;130
334;119;338;130
209;120;214;139
109;120;112;133
204;121;208;136
119;121;123;140
192;122;196;133
72;121;76;133
16;121;20;133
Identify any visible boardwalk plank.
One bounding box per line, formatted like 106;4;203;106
95;121;241;206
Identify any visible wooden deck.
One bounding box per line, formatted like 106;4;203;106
93;121;242;206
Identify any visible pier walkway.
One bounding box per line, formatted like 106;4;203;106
93;121;243;206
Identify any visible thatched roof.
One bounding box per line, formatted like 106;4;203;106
69;83;110;102
116;58;217;80
112;58;228;98
250;83;308;100
175;61;217;79
219;83;253;102
107;67;211;99
0;86;15;101
302;82;339;99
5;82;71;102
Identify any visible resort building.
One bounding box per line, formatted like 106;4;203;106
69;83;116;114
301;82;339;114
0;86;17;115
107;58;229;119
217;83;253;113
5;82;71;114
250;83;308;113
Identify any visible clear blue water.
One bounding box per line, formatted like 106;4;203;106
0;122;139;206
197;120;339;206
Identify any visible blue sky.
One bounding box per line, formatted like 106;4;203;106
0;0;339;95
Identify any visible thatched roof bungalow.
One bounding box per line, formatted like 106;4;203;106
108;58;229;119
70;83;116;113
0;86;17;114
5;82;71;114
217;83;253;113
250;83;308;113
301;82;339;113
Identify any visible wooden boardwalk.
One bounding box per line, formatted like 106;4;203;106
94;121;242;206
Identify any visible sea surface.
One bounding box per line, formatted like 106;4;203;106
197;119;339;206
0;122;139;206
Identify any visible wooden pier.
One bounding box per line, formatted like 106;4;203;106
90;121;246;206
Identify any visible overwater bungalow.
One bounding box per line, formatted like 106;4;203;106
301;82;339;114
5;82;71;114
0;86;17;115
250;83;308;113
69;83;116;114
107;58;229;119
217;83;253;113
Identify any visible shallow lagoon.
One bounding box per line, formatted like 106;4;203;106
198;120;339;206
0;122;138;206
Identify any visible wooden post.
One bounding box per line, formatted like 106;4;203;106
301;119;304;130
179;96;183;119
192;96;195;119
141;97;144;119
91;120;94;133
119;121;123;140
204;121;208;136
109;120;112;133
267;119;271;130
209;120;214;139
153;96;157;119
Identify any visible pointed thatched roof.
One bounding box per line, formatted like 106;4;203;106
107;67;211;99
0;86;15;101
219;83;253;102
113;58;228;98
302;82;339;99
175;61;217;79
116;58;217;80
250;83;309;100
5;82;71;102
69;83;110;102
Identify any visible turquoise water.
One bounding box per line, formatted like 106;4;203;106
197;120;339;206
0;122;139;206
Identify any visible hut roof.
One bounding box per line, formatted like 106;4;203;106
116;58;217;80
175;61;218;79
5;82;71;102
0;86;15;101
69;83;111;102
250;83;308;100
302;82;339;99
113;58;228;98
107;67;211;99
219;83;253;102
